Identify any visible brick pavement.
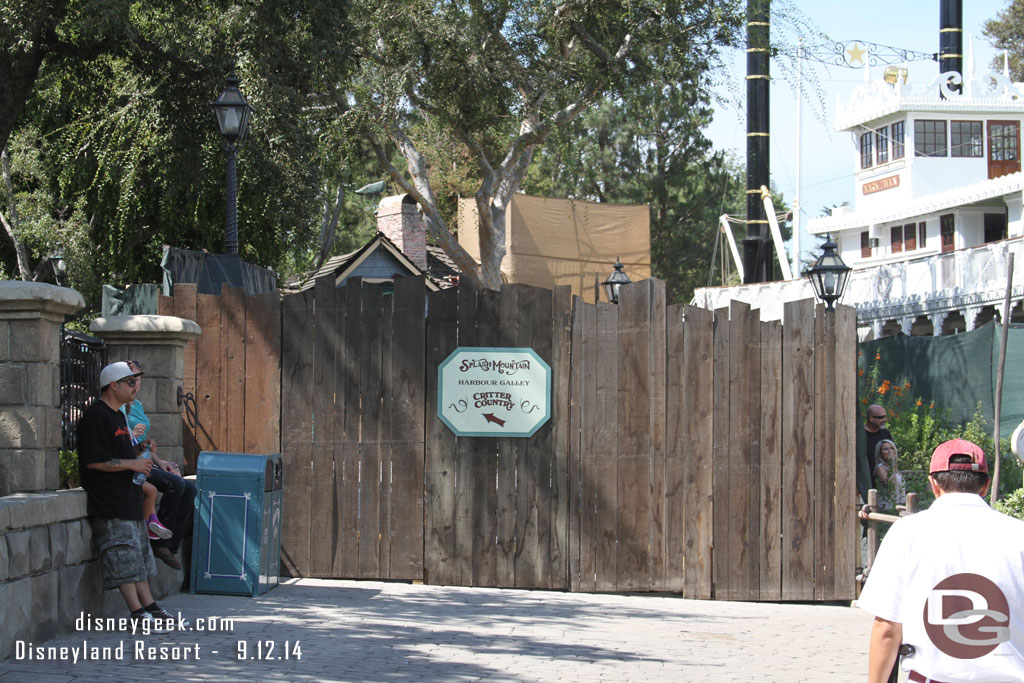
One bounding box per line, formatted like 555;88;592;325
0;578;873;682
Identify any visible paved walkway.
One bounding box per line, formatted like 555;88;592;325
0;579;872;682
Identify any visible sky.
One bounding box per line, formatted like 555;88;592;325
704;0;1012;266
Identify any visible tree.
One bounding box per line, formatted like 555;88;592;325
0;0;363;305
984;1;1024;80
348;0;744;290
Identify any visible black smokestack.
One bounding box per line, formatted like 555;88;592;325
939;0;963;91
743;0;771;284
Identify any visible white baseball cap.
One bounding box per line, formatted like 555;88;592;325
99;361;135;389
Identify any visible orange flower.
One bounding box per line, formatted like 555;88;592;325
904;381;911;389
889;409;895;416
862;399;868;405
878;386;888;395
916;399;923;407
875;352;881;360
929;401;934;410
858;369;865;377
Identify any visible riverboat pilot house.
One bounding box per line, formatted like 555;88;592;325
693;47;1024;341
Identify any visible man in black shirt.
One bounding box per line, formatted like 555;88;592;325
863;404;893;492
78;362;187;631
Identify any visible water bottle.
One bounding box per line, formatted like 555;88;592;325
132;449;151;486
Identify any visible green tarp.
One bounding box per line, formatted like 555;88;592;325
859;322;1024;438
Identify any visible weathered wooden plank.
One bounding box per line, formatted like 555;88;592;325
337;279;363;578
782;298;816;600
814;303;834;600
158;294;173;316
833;304;858;599
712;306;730;599
387;276;426;580
280;291;314;576
221;285;246;452
379;292;394;577
194;292;223;453
616;281;651;592
593;302;619;591
514;284;554;588
424;287;459;585
244;291;281;454
357;284;384;578
453;283;478;585
647;280;667;591
495;285;519;587
550;284;573;590
664;303;685;593
745;304;761;601
310;276;337;577
682;305;714;599
759;319;783;601
330;285;349;576
173;283;199;472
388;442;425;579
724;300;753;601
471;287;499;587
568;296;587;591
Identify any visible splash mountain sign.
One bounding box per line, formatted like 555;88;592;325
437;347;551;437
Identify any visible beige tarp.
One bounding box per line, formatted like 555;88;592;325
457;195;651;304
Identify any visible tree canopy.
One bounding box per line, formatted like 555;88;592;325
2;0;765;308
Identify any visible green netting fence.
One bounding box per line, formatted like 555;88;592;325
859;322;1024;438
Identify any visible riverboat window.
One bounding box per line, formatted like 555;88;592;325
861;231;872;258
984;212;1007;243
876;126;889;164
892;121;905;159
903;224;917;251
860;132;873;169
940;214;955;252
891;226;903;253
918;222;927;248
915;120;947;157
951;121;983;157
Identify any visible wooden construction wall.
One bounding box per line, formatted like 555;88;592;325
166;276;857;600
158;283;281;467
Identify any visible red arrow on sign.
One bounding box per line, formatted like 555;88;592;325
483;413;506;427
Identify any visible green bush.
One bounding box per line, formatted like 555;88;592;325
60;449;80;489
994;487;1024;521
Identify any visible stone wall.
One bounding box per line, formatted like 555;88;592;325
0;285;202;661
0;490;182;661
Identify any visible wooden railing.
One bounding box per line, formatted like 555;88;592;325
857;488;919;583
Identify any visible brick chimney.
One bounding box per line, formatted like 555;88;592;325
376;194;427;271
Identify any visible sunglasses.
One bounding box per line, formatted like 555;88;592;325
118;378;138;388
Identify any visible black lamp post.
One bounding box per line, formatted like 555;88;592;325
806;235;852;311
603;258;631;304
211;70;252;255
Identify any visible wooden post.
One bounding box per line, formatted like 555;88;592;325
866;488;879;572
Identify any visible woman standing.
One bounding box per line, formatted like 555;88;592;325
873;439;906;510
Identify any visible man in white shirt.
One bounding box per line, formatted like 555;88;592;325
858;438;1024;682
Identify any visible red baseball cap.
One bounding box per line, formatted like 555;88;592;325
929;438;988;474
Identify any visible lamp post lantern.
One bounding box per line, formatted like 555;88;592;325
603;258;631;304
806;235;852;311
211;70;252;255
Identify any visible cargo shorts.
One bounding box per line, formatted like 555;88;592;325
92;517;157;590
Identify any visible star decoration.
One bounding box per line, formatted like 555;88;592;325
846;42;866;65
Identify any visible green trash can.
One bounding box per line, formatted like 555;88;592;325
190;451;283;596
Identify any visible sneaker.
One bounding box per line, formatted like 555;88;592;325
153;545;182;570
148;529;160;540
146;606;190;630
129;610;174;634
148;515;172;540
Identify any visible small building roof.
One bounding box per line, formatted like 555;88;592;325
283;232;446;293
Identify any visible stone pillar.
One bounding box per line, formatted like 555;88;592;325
89;316;201;467
0;282;84;495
